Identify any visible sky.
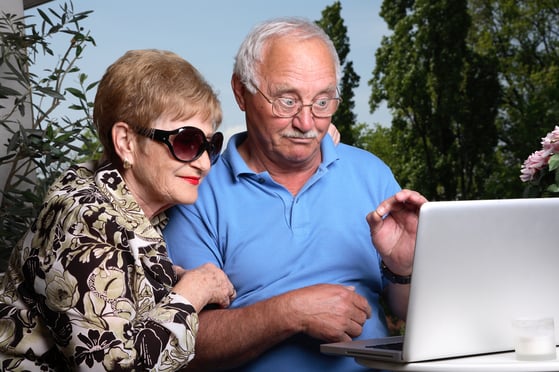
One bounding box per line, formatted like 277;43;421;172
27;0;391;141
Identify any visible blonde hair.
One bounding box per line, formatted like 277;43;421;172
93;49;222;164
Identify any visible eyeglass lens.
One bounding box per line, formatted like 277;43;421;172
274;100;338;118
172;128;223;163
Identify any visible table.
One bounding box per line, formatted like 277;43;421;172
356;348;559;371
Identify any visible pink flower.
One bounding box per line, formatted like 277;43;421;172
541;126;559;153
520;165;536;182
520;149;551;182
521;126;559;196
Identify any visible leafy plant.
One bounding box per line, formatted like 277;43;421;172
0;2;99;271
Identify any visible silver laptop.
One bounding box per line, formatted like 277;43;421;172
321;197;559;363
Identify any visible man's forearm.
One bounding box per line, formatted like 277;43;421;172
387;283;410;321
186;294;299;370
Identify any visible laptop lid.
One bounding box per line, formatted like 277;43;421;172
321;198;559;363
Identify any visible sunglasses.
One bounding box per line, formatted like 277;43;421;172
133;125;223;164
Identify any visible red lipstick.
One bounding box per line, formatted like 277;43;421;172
182;176;200;185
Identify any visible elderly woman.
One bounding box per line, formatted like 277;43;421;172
0;49;235;371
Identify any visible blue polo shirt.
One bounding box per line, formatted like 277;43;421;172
164;132;401;372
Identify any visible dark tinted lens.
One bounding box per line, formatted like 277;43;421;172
209;132;224;163
172;127;205;161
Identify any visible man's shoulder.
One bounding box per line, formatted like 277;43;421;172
202;156;237;186
336;143;390;167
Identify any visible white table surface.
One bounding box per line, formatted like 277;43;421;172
356;348;559;371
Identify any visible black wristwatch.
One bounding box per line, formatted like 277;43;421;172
381;260;412;285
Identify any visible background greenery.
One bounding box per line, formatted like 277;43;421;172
0;2;99;270
362;1;559;201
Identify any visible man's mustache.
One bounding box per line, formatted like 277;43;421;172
281;130;319;139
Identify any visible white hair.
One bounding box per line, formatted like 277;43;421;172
233;17;341;93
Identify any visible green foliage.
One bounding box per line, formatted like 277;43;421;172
370;0;540;200
0;2;99;271
369;0;559;200
316;1;360;146
523;163;559;198
469;0;559;183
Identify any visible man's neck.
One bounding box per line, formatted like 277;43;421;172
238;140;321;196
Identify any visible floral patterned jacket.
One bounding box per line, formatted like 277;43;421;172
0;161;198;371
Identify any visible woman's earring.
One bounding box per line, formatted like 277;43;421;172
123;159;132;169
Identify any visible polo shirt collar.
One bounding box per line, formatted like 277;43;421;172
222;131;339;181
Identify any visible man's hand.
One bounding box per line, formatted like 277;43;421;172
366;189;428;276
287;284;372;342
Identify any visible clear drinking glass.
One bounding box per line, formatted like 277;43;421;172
512;317;556;361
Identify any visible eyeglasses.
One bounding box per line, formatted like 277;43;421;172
254;85;341;118
133;125;223;164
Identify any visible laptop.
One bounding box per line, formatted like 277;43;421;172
321;197;559;363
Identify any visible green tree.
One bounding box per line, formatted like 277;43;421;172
316;1;360;146
469;0;559;197
370;0;501;200
0;2;98;270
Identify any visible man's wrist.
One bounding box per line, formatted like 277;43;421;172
381;260;412;285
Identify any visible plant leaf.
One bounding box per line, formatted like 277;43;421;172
548;154;559;171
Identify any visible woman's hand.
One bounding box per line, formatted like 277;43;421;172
328;122;340;145
173;263;235;312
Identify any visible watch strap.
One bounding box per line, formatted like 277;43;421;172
381;260;412;285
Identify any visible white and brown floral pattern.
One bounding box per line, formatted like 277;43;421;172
0;161;198;371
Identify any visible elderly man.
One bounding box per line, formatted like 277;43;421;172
165;17;427;371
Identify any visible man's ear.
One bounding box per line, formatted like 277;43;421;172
231;74;247;112
112;122;136;165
